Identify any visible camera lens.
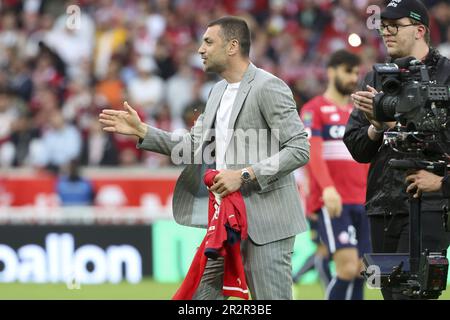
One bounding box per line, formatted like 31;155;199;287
382;77;402;95
373;93;398;122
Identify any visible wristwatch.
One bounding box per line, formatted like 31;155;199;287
241;168;252;184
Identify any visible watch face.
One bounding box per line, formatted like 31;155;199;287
242;171;251;180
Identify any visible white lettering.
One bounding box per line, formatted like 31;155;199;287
46;233;60;283
107;245;142;284
18;245;47;283
329;125;346;139
0;233;143;284
0;245;18;282
60;233;74;284
74;245;108;284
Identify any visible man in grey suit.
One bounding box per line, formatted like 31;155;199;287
99;16;310;299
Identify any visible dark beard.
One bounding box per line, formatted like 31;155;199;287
335;77;355;96
205;61;226;74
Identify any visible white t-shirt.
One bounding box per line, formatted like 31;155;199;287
215;82;241;170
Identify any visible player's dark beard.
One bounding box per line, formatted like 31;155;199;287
335;76;356;96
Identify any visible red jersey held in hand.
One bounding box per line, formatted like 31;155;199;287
172;169;249;300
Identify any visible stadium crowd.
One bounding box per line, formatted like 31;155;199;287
0;0;449;173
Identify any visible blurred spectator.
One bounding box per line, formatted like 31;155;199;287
430;1;450;45
80;117;119;166
0;0;448;170
127;55;165;119
9;57;33;102
62;79;93;124
30;86;60;130
182;99;205;129
112;105;145;167
0;112;40;167
0;88;20;145
132;16;157;57
117;145;141;166
93;3;127;80
21;0;43;35
23;13;55;59
31;43;66;92
37;109;82;173
142;103;174;168
130;0;167;58
166;62;196;129
47;0;95;80
153;38;177;80
95;58;125;109
56;159;94;206
43;23;92;80
437;25;450;59
0;10;27;65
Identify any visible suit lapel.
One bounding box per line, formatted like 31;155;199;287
202;81;227;138
224;63;257;149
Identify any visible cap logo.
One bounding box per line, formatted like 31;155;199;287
410;11;421;21
387;0;402;7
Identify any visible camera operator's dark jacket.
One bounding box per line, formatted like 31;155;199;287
344;48;450;216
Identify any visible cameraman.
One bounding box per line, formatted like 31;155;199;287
344;0;450;300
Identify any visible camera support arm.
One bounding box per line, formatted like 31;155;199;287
389;159;447;274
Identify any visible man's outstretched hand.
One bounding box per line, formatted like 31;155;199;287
99;101;148;139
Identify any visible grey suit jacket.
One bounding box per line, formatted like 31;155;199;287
137;63;310;244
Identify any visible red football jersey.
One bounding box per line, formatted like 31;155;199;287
300;96;368;213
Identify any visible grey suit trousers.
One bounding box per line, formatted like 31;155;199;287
192;236;295;300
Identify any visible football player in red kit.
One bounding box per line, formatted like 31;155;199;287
301;50;371;300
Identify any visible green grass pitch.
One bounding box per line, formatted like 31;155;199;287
0;279;448;300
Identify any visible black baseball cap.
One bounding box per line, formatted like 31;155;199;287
381;0;429;27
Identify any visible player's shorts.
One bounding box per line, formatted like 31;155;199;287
308;217;321;245
317;204;372;257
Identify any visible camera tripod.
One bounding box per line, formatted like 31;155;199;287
363;159;449;299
